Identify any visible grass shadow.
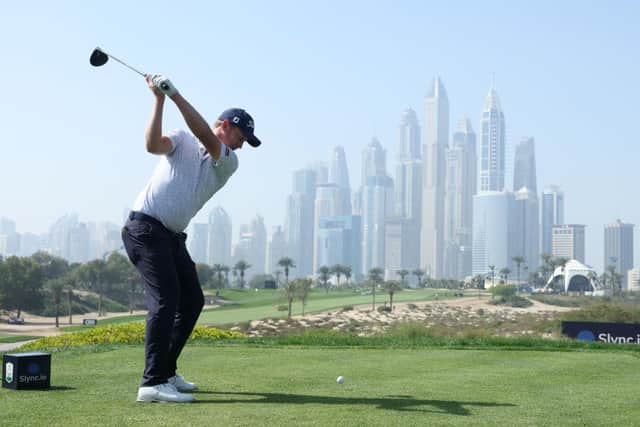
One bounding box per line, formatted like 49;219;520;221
194;391;515;415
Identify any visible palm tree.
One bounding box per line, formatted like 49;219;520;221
330;264;344;288
233;260;251;289
540;253;553;279
381;280;403;311
45;277;66;328
472;274;485;297
499;267;511;284
412;268;425;288
296;278;313;316
488;265;496;287
281;279;297;319
221;265;230;287
343;266;352;288
606;265;622;296
277;257;296;285
512;256;525;285
317;266;331;293
212;264;226;289
396;269;409;288
368;267;384;310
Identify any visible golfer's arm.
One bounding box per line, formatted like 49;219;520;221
171;93;222;160
145;96;173;154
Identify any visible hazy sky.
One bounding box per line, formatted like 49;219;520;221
2;1;639;271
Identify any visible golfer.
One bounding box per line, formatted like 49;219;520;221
122;74;261;403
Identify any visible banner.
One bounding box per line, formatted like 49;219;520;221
562;321;640;344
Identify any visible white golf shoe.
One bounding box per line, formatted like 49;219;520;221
168;373;198;392
136;383;195;403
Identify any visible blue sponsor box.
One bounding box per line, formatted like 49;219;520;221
562;321;640;344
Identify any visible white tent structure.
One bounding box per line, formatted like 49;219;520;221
541;259;607;295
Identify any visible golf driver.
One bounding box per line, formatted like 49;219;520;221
89;47;145;77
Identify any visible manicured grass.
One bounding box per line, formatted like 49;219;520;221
1;343;639;425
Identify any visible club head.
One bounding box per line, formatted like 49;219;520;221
90;48;109;67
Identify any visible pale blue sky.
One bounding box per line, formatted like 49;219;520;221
1;1;639;271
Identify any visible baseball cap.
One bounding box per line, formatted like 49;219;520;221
218;108;261;147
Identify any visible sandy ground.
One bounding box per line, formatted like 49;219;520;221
240;296;576;337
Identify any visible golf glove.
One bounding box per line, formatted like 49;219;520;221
152;75;178;97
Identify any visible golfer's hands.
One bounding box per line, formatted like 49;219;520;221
151;74;178;97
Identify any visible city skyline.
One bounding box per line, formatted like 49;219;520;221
2;2;640;272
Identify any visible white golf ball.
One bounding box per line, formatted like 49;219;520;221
336;376;345;384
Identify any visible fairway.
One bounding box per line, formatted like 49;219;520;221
2;345;638;426
197;288;454;325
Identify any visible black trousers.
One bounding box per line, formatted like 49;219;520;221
121;211;204;387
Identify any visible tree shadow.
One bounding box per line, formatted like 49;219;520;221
193;391;515;415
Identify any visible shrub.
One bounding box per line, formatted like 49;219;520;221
490;285;517;299
377;305;392;313
18;323;243;351
562;302;640;323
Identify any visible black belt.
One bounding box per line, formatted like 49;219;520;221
128;211;184;238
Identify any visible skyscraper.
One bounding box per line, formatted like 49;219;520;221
604;220;635;289
472;191;516;276
421;77;449;278
315;215;361;278
511;138;539;274
542;185;564;255
512;187;539;273
392;108;422;276
361;138;393;275
285;168;317;277
313;183;340;273
208;206;232;266
329;146;352;216
479;85;506;192
443;117;477;279
397;108;421;161
188;223;208;263
513;137;537;193
361;137;387;184
232;215;266;276
552;224;585;263
266;226;287;275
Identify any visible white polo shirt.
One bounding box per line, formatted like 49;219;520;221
132;129;238;232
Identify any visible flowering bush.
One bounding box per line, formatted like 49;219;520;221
19;323;243;351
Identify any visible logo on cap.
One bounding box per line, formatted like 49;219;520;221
232;116;240;124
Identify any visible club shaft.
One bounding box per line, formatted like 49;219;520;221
102;49;145;77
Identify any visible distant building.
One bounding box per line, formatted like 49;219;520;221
266;226;287;275
472;191;515;276
189;223;208;264
443;117;476;279
541;185;564;255
628;269;640;292
315;215;361;279
421;77;449;279
604;220;635;289
552;224;586;263
208;207;232;266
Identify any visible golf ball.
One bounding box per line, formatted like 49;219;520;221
336;376;345;384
